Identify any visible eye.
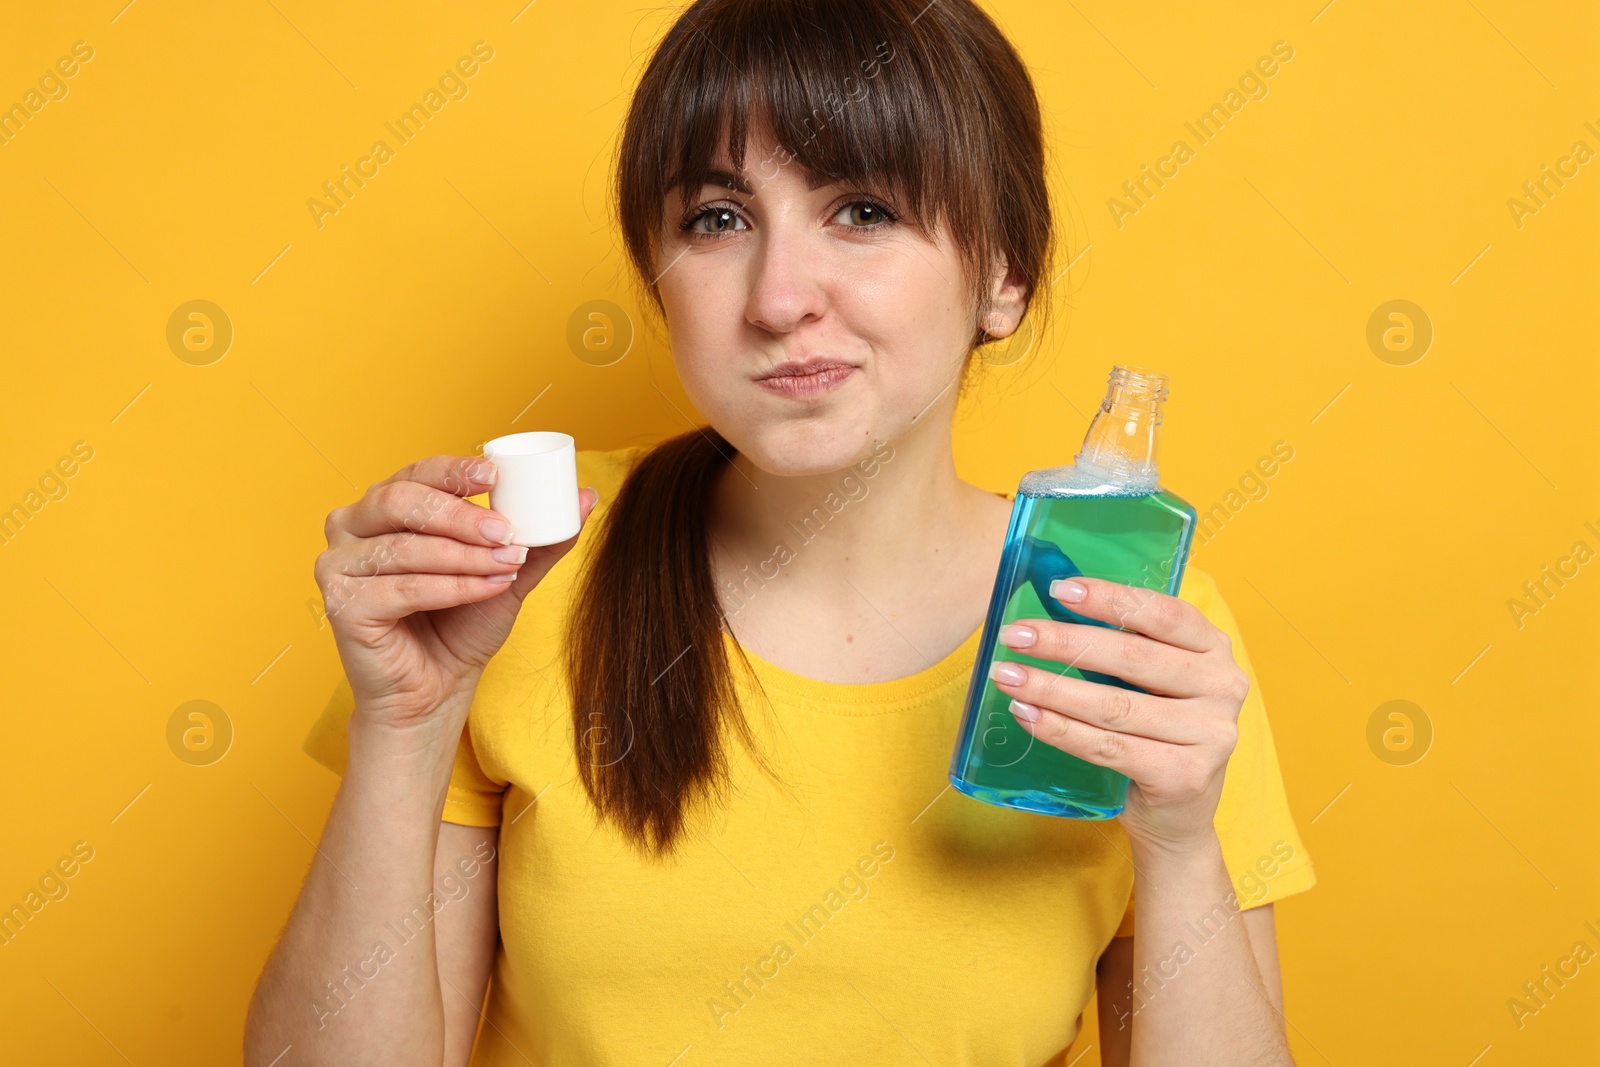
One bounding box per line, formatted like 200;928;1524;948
677;195;901;241
680;203;749;239
834;198;899;228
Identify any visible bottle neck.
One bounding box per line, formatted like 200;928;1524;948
1073;365;1167;489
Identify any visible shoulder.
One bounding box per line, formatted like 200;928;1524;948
1175;560;1221;615
577;443;650;501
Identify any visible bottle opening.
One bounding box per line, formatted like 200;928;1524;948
1108;364;1169;400
1068;363;1172;490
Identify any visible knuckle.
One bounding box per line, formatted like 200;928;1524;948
442;459;475;495
319;568;354;615
1093;729;1125;765
1102;686;1137;727
1106;589;1137;624
420;487;450;519
372;480;404;516
323;507;342;544
439;493;470;531
1038;623;1070;661
1215;719;1240;752
318;556;346;592
1213;666;1248;702
394;572;421;601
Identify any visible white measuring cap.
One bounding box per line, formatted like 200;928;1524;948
482;431;581;548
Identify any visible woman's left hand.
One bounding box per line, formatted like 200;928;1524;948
987;575;1248;855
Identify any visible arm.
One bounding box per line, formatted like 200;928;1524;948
437;822;500;1067
245;455;595;1065
991;575;1296;1065
1124;836;1290;1064
1244;904;1284;1012
244;713;486;1065
1096;903;1286;1067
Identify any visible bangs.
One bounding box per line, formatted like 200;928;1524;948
658;3;949;232
617;0;1052;333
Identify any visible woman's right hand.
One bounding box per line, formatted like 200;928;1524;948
314;454;598;730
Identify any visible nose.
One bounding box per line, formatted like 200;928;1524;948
743;219;827;335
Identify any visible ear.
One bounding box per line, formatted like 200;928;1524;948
978;251;1029;340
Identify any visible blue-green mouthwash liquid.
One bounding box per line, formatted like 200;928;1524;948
948;480;1197;818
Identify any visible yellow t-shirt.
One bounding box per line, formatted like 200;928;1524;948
303;445;1316;1066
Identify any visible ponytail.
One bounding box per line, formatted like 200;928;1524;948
563;427;774;857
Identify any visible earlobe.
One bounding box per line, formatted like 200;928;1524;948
981;253;1029;340
985;312;1019;340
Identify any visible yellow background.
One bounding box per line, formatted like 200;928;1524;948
1;1;1595;1063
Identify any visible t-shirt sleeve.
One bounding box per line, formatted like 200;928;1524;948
301;671;508;827
1111;567;1316;937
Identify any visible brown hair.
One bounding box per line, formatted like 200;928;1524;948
566;0;1056;856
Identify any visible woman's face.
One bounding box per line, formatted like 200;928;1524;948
653;121;1023;477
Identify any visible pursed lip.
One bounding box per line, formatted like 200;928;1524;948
754;358;857;381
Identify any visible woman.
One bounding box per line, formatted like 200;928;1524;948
246;0;1315;1063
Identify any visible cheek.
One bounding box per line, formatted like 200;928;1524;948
658;267;745;382
850;239;958;312
841;245;972;369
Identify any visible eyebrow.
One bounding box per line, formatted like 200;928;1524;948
691;167;843;195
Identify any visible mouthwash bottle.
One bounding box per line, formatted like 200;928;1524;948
949;365;1197;819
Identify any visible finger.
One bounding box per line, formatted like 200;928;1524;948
499;486;598;602
1004;694;1168;778
987;659;1202;743
325;570;521;624
336;481;514;546
1046;576;1219;654
997;620;1210;698
374;454;499;497
321;531;528;579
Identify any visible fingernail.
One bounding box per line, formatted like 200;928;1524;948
990;662;1026;686
480;517;513;544
1009;699;1041;723
1000;623;1036;648
1050;578;1087;603
492;545;528;564
470;460;497;485
488;570;519;584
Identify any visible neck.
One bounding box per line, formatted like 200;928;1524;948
709;406;986;615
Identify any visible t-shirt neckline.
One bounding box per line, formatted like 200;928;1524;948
718;488;1010;713
722;622;985;713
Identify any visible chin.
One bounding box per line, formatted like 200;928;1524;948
718;412;886;478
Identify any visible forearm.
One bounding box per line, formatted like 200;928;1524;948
1125;831;1292;1067
245;707;466;1066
